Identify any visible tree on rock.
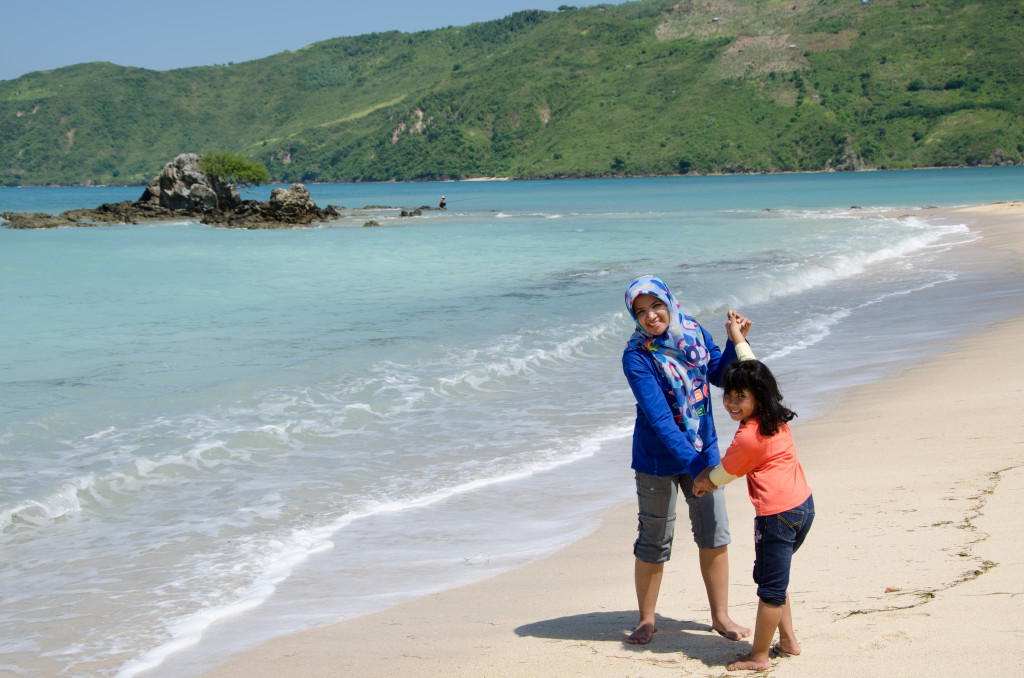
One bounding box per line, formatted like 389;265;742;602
199;152;271;190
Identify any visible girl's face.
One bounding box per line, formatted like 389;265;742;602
632;294;670;336
722;388;758;422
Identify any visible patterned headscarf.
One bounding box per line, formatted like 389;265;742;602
625;275;711;451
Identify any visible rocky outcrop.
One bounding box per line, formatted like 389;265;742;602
989;148;1016;166
1;201;157;229
136;153;241;212
0;212;71;229
2;154;343;229
828;136;866;172
200;184;343;227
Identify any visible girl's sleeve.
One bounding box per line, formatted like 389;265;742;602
708;463;739;487
622;350;703;471
734;342;755;362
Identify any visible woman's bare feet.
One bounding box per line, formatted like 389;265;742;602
627;621;656;644
726;651;770;671
712;619;752;641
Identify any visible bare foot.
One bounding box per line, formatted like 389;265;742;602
627;621;656;644
712;620;752;641
770;640;801;658
726;652;770;671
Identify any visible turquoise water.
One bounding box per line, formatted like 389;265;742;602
1;168;1022;677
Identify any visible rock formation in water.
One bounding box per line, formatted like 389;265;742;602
2;153;342;229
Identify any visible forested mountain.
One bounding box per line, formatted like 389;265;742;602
2;0;1022;186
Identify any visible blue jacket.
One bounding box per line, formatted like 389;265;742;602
622;325;737;477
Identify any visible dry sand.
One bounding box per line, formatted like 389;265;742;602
203;203;1024;677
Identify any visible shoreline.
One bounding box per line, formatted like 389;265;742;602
2;164;1020;191
197;202;1024;677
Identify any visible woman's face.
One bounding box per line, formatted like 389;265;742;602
632;294;670;336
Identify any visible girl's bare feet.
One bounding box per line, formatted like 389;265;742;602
726;651;770;671
770;639;801;657
627;621;656;644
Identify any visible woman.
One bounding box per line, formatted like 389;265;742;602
621;275;752;644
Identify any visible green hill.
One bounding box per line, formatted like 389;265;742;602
2;0;1022;186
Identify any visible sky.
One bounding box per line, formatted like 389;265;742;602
1;0;629;82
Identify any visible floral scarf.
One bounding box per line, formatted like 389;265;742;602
625;275;711;451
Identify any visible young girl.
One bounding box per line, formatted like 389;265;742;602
693;318;814;671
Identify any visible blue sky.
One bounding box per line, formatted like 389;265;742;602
1;0;629;81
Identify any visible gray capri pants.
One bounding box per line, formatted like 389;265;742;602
634;470;731;562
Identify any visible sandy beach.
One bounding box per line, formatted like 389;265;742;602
202;202;1024;678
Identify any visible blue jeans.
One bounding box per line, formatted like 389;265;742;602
752;494;814;607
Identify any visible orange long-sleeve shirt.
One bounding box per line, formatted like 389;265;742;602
720;418;811;516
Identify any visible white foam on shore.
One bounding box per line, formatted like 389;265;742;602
111;421;630;678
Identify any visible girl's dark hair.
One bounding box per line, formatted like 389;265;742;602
721;360;796;437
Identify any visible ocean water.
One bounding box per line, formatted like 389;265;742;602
1;168;1022;677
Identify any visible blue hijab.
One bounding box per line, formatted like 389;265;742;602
625;275;711;451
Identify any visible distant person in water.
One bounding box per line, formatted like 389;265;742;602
439;195;446;208
622;274;753;645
